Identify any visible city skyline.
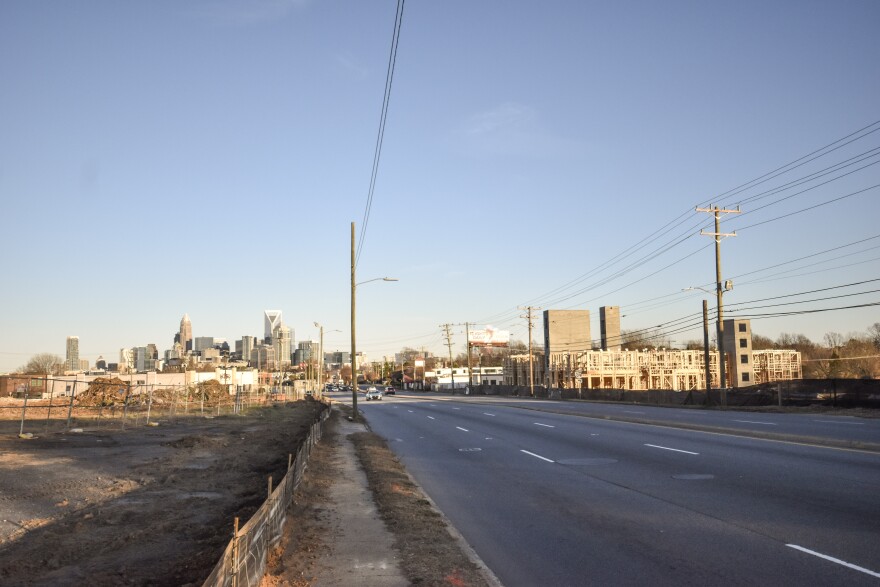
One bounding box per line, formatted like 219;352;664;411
2;1;878;373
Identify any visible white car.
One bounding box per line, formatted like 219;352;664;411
365;387;383;401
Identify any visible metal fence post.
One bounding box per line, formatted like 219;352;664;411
121;383;131;430
66;380;77;430
19;382;30;436
231;517;240;587
45;378;56;433
146;385;153;424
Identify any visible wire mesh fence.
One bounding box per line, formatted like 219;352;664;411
0;377;312;437
202;406;329;587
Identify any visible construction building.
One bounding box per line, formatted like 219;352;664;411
752;350;802;383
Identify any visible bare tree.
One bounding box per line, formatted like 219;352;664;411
20;353;65;375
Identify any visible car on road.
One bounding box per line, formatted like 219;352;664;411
365;387;383;401
384;386;395;395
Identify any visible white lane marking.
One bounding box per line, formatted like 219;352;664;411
408;410;414;413
521;450;555;463
485;437;493;440
624;410;645;414
483;413;495;416
645;444;699;455
733;420;777;426
534;423;555;428
456;426;469;432
590;433;599;436
813;420;865;425
427;416;435;420
787;544;880;579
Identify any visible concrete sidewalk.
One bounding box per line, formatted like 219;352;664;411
307;410;409;587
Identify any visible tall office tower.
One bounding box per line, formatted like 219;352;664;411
179;314;193;352
239;336;256;363
274;325;292;366
600;306;622;351
66;336;80;372
264;310;283;343
120;348;134;373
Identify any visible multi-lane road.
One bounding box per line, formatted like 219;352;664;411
340;390;880;586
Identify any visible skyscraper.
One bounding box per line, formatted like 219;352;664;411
66;336;80;372
179;314;193;352
264;310;283;342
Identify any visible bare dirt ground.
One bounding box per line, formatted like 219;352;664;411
262;408;491;587
0;399;326;586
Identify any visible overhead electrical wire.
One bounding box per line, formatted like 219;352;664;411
355;0;406;267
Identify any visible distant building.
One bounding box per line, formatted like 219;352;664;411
264;310;283;343
543;310;592;355
273;325;292;367
179;314;193;352
194;337;215;352
66;336;80;372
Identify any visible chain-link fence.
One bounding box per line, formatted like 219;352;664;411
202;406;329;587
0;377;312;436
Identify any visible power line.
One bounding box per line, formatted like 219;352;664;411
355;0;406;267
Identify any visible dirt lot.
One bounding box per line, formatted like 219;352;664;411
0;399;326;586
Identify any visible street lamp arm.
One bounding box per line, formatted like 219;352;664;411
356;276;399;286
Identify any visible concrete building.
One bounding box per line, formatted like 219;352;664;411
66;336;80;372
600;306;622;351
543;310;592;355
723;318;754;387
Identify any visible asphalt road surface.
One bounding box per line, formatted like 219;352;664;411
344;391;880;586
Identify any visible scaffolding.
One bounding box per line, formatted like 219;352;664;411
752;350;802;384
541;349;723;391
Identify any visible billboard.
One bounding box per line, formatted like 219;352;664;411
469;326;510;347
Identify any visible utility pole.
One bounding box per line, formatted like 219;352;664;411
519;306;540;396
465;322;472;392
697;205;740;390
351;221;358;420
441;324;455;393
702;299;712;405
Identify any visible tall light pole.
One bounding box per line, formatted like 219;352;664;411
351;221;398;421
314;322;341;397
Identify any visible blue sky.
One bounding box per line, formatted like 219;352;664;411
1;0;879;371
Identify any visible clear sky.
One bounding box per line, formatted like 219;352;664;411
2;0;879;372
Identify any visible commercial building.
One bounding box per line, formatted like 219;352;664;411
66;336;80;372
179;314;193;352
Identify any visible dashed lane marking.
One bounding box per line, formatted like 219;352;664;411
645;444;699;455
521;450;554;463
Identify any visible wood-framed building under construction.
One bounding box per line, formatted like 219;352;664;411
505;348;801;391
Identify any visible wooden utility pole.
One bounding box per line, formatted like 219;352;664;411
441;324;455;393
351;221;358;420
697;205;740;390
519;306;540;396
702;299;712;405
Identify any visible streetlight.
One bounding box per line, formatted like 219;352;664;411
351;221;399;420
684;284;732;400
313;322;341;396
